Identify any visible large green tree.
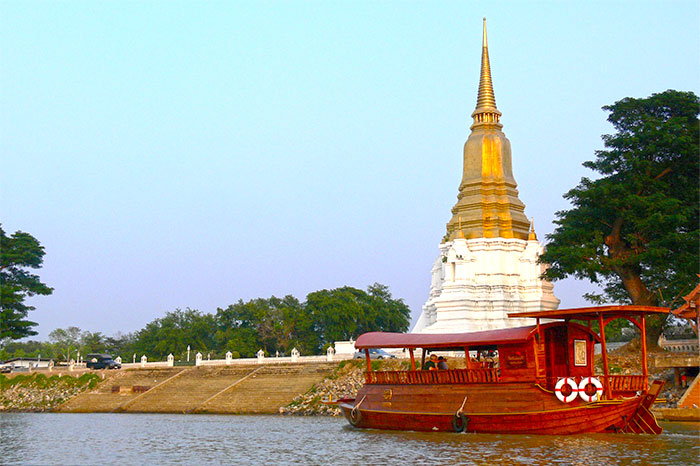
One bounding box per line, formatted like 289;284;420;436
541;90;699;344
0;225;53;340
305;283;411;346
48;326;83;362
133;308;217;360
215;295;316;356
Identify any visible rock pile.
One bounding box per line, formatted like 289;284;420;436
0;373;100;412
281;359;408;416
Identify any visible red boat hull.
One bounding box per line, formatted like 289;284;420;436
339;381;663;435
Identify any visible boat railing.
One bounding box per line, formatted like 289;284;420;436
543;374;647;394
364;368;500;385
605;374;646;392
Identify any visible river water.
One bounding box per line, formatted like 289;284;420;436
0;414;697;465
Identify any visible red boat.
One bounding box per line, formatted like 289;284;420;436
338;306;667;434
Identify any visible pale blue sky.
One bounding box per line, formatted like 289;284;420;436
2;1;698;340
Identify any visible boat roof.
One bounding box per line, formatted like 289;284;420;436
355;325;538;350
508;305;669;321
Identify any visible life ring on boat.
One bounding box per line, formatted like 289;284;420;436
452;412;468;433
554;377;578;403
349;406;362;427
578;377;603;402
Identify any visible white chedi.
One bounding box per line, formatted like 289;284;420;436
412;235;559;334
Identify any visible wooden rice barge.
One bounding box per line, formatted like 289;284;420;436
338;306;667;434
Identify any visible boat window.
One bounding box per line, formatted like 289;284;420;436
573;340;587;366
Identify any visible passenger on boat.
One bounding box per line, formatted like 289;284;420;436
437;356;448;370
423;354;438;370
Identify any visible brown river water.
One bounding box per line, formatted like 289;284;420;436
0;413;697;465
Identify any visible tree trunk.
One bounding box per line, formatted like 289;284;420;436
605;218;663;349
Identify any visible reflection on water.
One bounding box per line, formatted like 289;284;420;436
0;413;697;466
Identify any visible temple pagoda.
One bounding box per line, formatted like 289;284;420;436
412;20;559;334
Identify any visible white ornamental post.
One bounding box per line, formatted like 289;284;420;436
291;348;299;363
167;354;174;367
195;352;203;366
225;351;233;365
326;346;335;362
256;349;265;364
141;355;147;368
187;345;191;362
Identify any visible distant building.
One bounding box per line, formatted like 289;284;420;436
1;357;54;369
412;20;559;334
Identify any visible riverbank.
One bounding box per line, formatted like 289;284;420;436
3;353;697;419
56;363;336;414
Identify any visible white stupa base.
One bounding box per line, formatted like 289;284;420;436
412;237;559;334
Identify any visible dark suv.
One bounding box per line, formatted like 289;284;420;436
86;354;121;370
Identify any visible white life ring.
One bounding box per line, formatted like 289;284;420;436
554;377;578;403
578;377;604;402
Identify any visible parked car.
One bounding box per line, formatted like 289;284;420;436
0;364;13;373
353;348;396;360
86;354;121;370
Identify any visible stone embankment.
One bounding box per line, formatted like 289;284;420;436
58;363;336;414
0;373;103;412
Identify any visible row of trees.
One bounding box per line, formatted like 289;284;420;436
0;284;411;362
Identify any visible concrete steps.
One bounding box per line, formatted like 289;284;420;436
198;364;335;414
57;363;335;414
58;368;185;413
124;366;256;413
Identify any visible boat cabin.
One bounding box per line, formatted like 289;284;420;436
355;306;669;400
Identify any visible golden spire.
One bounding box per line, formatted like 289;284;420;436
528;218;537;240
471;18;502;128
445;19;530;242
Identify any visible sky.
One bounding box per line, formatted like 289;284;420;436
2;1;698;341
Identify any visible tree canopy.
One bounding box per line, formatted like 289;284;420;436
0;225;53;340
541;90;699;343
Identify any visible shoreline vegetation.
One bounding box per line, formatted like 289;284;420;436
0;373;101;412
